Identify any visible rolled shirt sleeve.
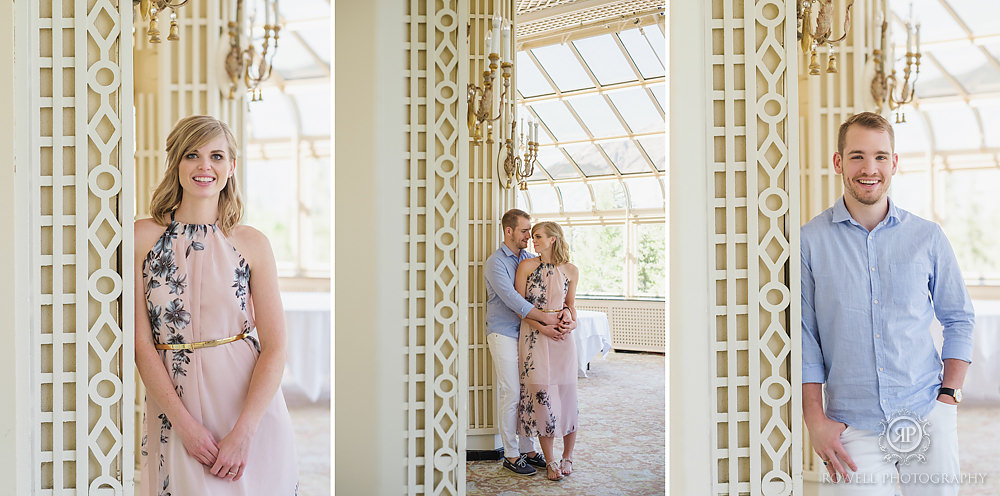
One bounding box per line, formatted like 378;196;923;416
800;243;827;384
930;226;975;363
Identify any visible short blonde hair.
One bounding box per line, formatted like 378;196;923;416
149;115;244;235
532;221;570;265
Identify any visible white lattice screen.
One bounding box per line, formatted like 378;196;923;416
706;1;801;494
575;299;664;352
403;0;468;493
19;0;135;493
466;0;513;445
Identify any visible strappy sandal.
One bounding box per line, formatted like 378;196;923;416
546;461;564;481
560;458;573;476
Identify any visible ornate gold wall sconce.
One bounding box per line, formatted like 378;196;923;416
224;0;281;101
134;0;189;43
797;0;855;75
500;119;540;190
870;10;920;123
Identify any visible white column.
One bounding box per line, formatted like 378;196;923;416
334;0;405;494
669;0;713;493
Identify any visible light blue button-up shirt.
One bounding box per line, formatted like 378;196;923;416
484;244;537;339
801;197;975;432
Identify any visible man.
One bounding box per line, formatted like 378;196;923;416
484;208;572;475
801;112;975;495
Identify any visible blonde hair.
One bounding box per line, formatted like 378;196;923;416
149;115;244;235
532;221;570;265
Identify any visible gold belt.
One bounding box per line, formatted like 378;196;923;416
542;309;561;313
154;332;250;350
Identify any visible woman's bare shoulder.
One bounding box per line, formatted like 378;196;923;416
229;224;273;265
560;263;579;277
134;218;167;257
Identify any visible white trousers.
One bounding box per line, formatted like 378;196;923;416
487;332;536;458
819;401;960;496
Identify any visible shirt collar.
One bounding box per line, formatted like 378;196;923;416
831;195;902;227
500;243;519;258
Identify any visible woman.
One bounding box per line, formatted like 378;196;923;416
135;115;298;495
515;221;580;481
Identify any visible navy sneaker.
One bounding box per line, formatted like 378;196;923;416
502;455;537;475
523;452;546;468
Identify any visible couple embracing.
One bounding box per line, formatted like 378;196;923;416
484;208;581;482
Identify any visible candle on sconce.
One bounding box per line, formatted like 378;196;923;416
905;22;913;53
501;23;510;63
485;30;493;57
533;121;539;143
492;15;502;54
915;22;921;53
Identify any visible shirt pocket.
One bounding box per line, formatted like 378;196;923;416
888;262;931;308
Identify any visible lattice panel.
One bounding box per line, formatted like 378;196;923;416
517;0;664;38
403;1;468;494
707;1;800;494
575;299;664;352
24;0;135;493
466;0;511;440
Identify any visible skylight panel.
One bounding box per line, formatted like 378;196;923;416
924;103;980;151
600;140;651;174
566;93;626;138
536;146;580;180
564;143;616;176
618;28;665;79
530;44;595;92
515;51;556;98
572;34;636;85
591;181;627;210
635;135;665;171
607;87;664;133
530;100;589;141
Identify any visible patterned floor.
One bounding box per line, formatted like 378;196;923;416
288;400;331;496
956;403;1000;495
466;351;666;496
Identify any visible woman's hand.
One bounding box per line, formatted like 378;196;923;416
537;323;566;341
210;425;254;481
176;417;220;468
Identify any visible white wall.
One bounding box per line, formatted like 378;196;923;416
333;1;405;493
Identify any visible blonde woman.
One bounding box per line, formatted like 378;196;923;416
134;116;298;495
514;221;580;481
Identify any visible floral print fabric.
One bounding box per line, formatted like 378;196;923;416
139;217;298;495
517;262;578;438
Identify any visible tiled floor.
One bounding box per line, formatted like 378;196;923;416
466;351;666;496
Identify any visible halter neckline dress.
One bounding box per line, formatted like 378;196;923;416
517;261;579;438
139;216;298;495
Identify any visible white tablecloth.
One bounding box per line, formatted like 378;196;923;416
279;292;331;403
930;299;1000;404
574;310;613;377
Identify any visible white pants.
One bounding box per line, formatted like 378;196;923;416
819;401;960;496
487;332;536;458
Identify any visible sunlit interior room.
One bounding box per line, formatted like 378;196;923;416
335;0;665;494
669;0;1000;495
0;0;330;494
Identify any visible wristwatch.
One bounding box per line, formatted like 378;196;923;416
939;387;962;403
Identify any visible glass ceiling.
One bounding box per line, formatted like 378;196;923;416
517;22;666;214
890;0;1000;162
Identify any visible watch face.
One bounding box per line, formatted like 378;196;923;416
955;389;963;403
